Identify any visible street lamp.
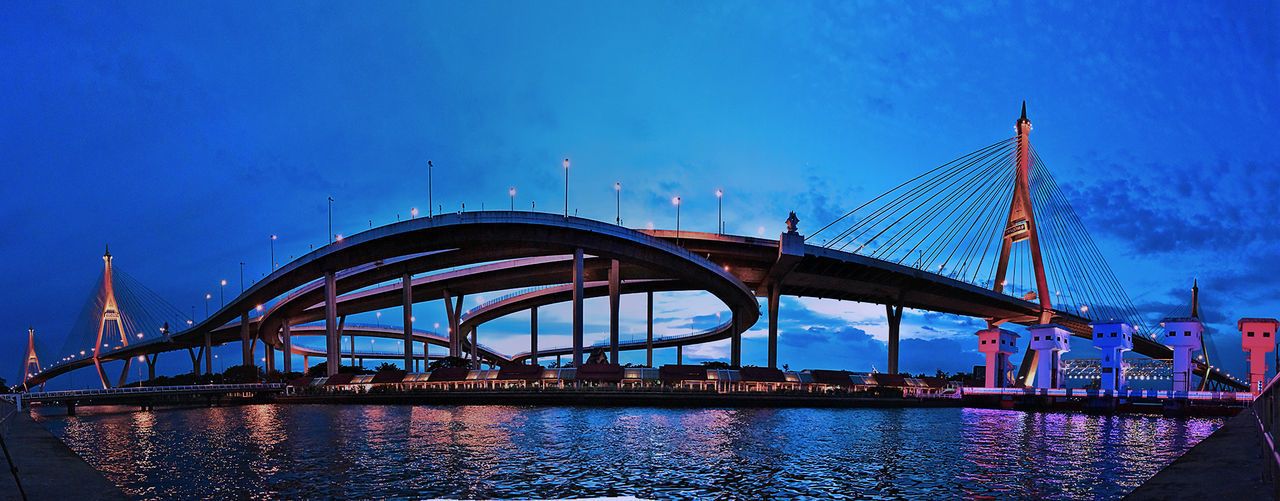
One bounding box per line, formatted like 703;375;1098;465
240;262;245;293
615;182;621;225
205;293;211;318
270;235;277;270
563;158;570;217
428;161;433;218
328;197;334;244
673;196;681;244
715;189;723;234
220;280;227;308
410;207;418;219
509;187;516;211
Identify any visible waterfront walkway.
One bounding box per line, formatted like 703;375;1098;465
1126;410;1271;499
0;402;125;500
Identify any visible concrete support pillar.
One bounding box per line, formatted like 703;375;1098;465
204;332;213;375
677;345;683;365
303;355;309;372
470;326;478;369
443;289;463;358
768;285;780;369
146;353;157;381
646;291;654;367
730;309;742;368
886;304;903;374
609;259;620;363
349;334;355;367
530;306;539;365
240;312;252;367
188;347;202;375
266;344;275;373
324;270;339;376
572;247;584;366
402;273;413;371
282;322;292;374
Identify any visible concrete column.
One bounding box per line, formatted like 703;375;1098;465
303;355;309;372
443;290;463;358
146;353;157;380
188;347;201;375
324;270;339;376
609;259;620;363
470;326;478;369
349;334;355;367
265;344;275;372
402;273;413;371
646;291;654;367
282;322;292;374
677;345;683;365
204;332;213;374
768;285;780;369
886;304;903;374
572;248;584;366
530;306;539;365
730;309;742;368
240;312;252;367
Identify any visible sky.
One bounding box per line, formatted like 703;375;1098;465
2;2;1278;388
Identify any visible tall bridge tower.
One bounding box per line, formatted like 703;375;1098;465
993;102;1053;324
22;327;42;391
93;245;132;389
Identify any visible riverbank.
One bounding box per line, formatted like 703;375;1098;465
1125;409;1271;499
0;402;126;500
278;390;967;408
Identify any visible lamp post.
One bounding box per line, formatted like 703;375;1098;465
428;161;433;218
715;189;723;234
205;294;211;318
615;182;621;225
327;197;334;243
219;280;227;308
410;207;418;219
673;196;681;244
563;158;570;217
239;262;245;293
509;187;516;211
270;235;277;270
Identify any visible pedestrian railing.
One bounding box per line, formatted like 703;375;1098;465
1251;375;1280;499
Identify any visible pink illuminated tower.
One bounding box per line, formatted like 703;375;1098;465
1238;318;1278;394
977;327;1019;387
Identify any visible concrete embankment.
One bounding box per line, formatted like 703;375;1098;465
0;402;126;500
278;390;966;408
1125;409;1272;499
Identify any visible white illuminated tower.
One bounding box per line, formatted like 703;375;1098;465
977;327;1019;388
1027;324;1070;389
1238;318;1279;394
1162;317;1203;393
1090;321;1134;392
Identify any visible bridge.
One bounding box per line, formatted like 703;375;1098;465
15;104;1249;394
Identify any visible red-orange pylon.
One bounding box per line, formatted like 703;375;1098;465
991;102;1053;324
93;245;133;388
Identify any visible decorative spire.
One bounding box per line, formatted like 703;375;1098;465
104;244;111;259
1191;279;1200;319
1021;101;1027;121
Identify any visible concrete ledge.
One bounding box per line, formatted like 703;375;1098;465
1125;410;1272;499
0;402;126;500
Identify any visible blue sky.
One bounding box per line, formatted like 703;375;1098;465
3;3;1278;386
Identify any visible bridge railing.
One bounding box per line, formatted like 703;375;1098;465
1251;375;1280;499
2;383;285;402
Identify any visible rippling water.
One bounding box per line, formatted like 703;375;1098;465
35;404;1222;500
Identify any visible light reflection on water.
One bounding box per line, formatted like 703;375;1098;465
36;405;1223;500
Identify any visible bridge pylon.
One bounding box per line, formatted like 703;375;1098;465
93;245;132;389
991;104;1055;388
22;327;43;391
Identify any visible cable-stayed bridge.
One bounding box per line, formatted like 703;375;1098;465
15;105;1248;393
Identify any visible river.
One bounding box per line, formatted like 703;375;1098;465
35;404;1223;500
